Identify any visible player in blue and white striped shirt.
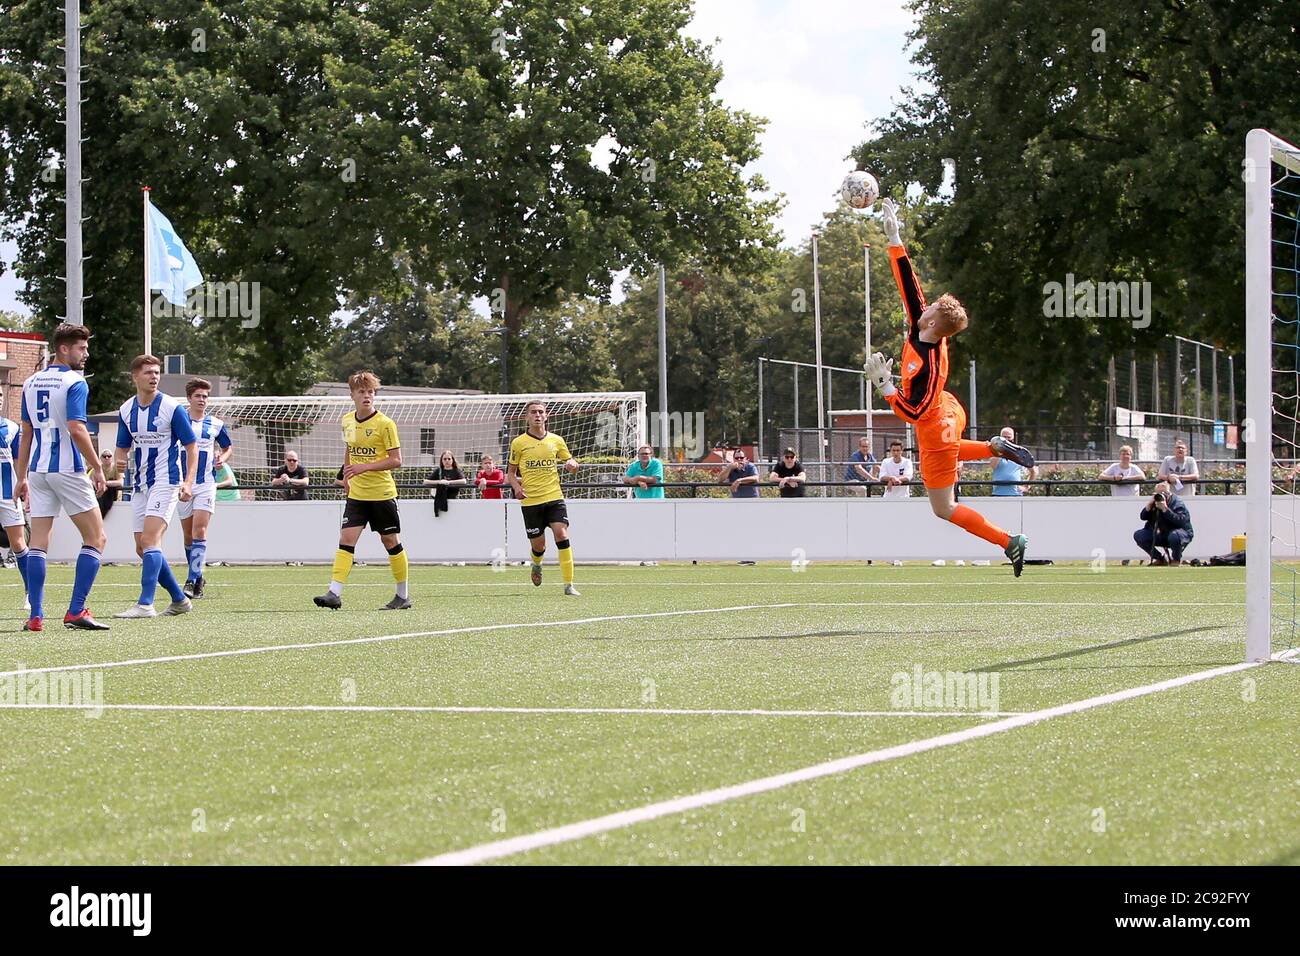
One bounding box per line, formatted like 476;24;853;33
0;397;30;613
112;354;198;619
178;377;233;598
13;324;110;631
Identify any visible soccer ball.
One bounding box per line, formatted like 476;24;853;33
841;170;879;209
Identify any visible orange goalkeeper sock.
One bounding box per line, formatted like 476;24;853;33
958;439;993;461
949;504;1011;549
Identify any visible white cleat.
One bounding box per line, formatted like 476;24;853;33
24;596;30;612
162;598;193;616
114;603;157;619
564;584;581;596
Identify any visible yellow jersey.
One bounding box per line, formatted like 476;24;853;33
509;430;573;505
342;409;400;501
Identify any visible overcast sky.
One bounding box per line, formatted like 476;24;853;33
0;0;923;316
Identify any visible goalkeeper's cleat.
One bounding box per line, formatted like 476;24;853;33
163;597;193;617
64;609;110;631
564;584;581;597
183;579;196;599
988;435;1036;469
114;604;157;619
530;563;542;587
313;591;342;610
380;595;413;611
22;616;42;632
1004;534;1028;578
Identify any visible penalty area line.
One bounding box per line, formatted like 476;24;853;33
411;649;1296;866
0;702;1026;718
0;602;880;680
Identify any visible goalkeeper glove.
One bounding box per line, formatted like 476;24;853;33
880;197;902;246
865;352;896;397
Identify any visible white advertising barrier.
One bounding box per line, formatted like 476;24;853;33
43;496;1252;563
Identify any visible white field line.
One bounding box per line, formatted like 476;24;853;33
0;603;889;680
412;649;1299;866
0;703;1024;718
0;580;1244;589
0;599;1250;683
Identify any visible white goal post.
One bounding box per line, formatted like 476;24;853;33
203;391;647;492
1245;128;1300;661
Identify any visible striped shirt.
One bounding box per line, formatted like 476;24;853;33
182;415;232;486
115;392;197;492
20;364;90;474
0;417;20;498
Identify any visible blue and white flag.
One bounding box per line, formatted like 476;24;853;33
145;197;204;306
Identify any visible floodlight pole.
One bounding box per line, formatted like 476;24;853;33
811;231;826;463
657;264;669;452
63;0;84;327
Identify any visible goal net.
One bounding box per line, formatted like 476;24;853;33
1246;128;1300;661
204;391;646;499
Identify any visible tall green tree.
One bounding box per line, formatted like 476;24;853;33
0;0;417;402
333;0;782;383
857;0;1300;429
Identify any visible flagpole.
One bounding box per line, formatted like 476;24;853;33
142;186;151;356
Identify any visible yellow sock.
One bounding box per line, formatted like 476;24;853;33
531;549;544;568
332;547;355;586
387;544;409;598
558;541;574;584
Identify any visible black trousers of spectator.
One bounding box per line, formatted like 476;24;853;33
1134;526;1192;561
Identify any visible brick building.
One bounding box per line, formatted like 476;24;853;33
0;331;48;423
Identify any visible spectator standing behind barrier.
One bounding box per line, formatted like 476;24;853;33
623;445;665;499
1100;445;1146;497
845;436;878;495
877;440;914;499
768;448;806;498
475;454;506;499
1158;439;1199;496
271;451;309;500
214;461;240;501
1134;480;1194;566
97;450;124;517
991;426;1038;496
424;450;468;516
721;449;759;498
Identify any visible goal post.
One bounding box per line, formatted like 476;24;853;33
1245;128;1300;661
204;391;647;494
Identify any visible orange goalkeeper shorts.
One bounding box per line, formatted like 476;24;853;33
915;391;967;489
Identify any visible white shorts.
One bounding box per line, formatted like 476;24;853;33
131;484;180;533
27;471;98;519
177;485;216;519
0;496;23;529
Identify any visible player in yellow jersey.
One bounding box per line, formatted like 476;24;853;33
507;400;580;595
313;370;410;610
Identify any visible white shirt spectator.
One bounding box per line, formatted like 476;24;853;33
1102;462;1145;497
1159;454;1199;495
878;456;914;500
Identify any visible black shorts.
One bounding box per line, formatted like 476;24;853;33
521;499;569;539
342;497;401;535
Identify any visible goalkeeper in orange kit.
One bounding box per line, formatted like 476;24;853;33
864;198;1033;576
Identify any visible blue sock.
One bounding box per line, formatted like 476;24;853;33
140;549;163;606
13;546;29;594
184;544;194;579
26;548;46;620
157;555;186;603
188;539;207;583
69;546;102;616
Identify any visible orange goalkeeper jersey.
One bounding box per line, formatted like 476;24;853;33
885;244;949;424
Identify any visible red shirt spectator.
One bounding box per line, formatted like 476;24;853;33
476;455;506;499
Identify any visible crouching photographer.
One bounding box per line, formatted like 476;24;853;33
1134;481;1194;567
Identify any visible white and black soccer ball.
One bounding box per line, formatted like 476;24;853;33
841;170;879;209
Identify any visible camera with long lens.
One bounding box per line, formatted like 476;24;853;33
1153;492;1166;503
